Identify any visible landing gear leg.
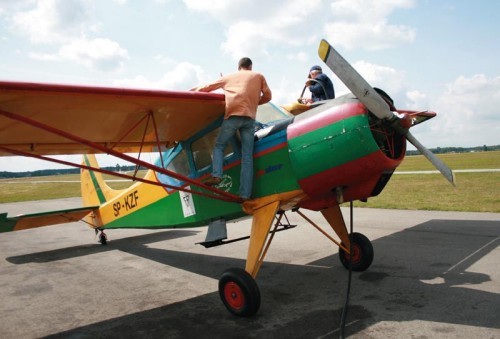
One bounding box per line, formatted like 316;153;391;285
219;198;283;316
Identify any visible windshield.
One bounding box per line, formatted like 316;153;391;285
256;102;292;124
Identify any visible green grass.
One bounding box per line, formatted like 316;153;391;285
397;150;500;171
350;172;500;212
0;173;137;203
1;152;499;212
348;150;500;212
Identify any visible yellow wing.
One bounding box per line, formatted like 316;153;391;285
0;81;225;156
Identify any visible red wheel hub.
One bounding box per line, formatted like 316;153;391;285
224;282;245;310
345;243;361;263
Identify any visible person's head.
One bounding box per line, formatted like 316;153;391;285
309;65;322;78
238;57;253;70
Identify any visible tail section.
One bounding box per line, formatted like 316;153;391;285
81;155;167;229
81;154;125;207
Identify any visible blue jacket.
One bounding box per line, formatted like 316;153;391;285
310;73;335;102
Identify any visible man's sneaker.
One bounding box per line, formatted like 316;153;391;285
204;176;222;186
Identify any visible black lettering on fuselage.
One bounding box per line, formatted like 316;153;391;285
113;190;139;217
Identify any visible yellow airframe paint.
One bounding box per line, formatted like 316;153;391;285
80;154;170;228
245;200;280;277
13;209;97;231
93;170;169;226
320;204;350;249
242;190;307;277
318;39;330;62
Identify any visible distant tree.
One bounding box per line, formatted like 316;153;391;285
483;145;488;152
115;164;121;172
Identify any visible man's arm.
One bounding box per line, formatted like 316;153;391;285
308;76;325;95
193;77;225;92
258;76;272;105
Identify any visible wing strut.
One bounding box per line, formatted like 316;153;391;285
0;108;241;203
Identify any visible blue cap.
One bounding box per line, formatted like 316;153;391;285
310;65;322;72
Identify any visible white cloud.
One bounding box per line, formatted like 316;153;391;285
11;0;91;44
437;74;500;122
182;0;417;64
7;1;130;73
406;90;429;109
414;74;500;147
221;21;272;59
183;0;257;23
325;0;416;50
153;54;176;65
114;62;209;91
30;38;129;72
349;60;406;104
184;0;322;59
59;38;128;71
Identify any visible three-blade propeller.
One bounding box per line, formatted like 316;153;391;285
318;39;455;186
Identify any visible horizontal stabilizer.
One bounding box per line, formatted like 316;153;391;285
0;206;98;233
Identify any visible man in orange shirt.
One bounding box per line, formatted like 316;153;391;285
194;57;272;200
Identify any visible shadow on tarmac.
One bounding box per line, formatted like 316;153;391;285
8;218;500;338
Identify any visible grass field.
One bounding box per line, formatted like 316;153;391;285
1;151;499;212
349;151;500;212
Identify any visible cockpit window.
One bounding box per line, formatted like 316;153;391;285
155;145;190;187
191;127;233;171
256;102;292;124
166;148;190;178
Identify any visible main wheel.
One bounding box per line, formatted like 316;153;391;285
218;268;260;317
339;232;374;271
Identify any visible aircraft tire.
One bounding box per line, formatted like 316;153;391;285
339;232;374;271
99;232;107;245
218;268;261;317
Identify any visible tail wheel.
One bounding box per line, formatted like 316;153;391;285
218;268;260;317
99;231;107;246
339;232;374;271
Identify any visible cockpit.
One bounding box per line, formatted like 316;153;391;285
155;102;293;188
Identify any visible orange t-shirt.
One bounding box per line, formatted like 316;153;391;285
196;70;272;120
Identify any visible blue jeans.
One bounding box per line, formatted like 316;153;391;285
212;116;255;199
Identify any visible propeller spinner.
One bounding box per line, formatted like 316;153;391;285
318;39;455;186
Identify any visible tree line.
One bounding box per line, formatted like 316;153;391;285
405;144;499;155
0;164;141;179
1;145;499;178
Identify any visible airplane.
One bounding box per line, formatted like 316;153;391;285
0;39;454;317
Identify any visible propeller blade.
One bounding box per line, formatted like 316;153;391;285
318;39;455;186
318;39;394;120
405;130;456;186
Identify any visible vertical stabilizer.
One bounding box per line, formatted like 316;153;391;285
80;155;124;207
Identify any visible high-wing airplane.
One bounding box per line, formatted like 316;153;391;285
0;40;454;317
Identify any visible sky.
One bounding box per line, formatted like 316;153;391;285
0;0;499;171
